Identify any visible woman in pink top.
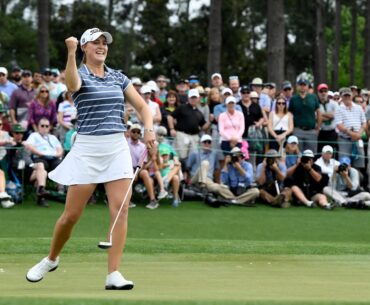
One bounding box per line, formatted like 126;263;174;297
218;96;245;155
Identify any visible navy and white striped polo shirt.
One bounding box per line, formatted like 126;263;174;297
72;64;130;135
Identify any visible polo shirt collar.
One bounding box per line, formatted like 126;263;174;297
83;64;111;77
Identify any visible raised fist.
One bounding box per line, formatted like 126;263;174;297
65;37;79;53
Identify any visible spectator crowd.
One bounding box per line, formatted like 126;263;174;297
1;65;370;211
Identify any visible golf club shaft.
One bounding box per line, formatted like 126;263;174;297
108;150;147;244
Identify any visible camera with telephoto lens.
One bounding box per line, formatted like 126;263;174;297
337;163;348;173
301;156;311;164
266;157;275;167
231;154;239;163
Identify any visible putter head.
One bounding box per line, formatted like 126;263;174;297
98;241;112;249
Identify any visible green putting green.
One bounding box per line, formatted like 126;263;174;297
1;200;370;304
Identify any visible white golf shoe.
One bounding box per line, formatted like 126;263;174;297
105;271;134;290
26;256;59;282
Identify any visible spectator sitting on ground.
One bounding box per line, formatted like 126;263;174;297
221;147;260;206
323;157;370;208
24;117;64;206
0;168;14;208
28;85;57;132
0;114;15;162
314;145;339;180
287;149;332;210
282;135;301;176
159;146;181;207
255;149;292;208
127;124;161;210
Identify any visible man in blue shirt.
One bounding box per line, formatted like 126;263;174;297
221;147;259;205
0;67;18;99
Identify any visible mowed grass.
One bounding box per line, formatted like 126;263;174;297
1;198;370;305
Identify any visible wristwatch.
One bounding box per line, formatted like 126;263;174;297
144;128;154;133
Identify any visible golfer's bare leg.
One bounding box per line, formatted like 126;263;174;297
48;184;96;260
105;178;131;273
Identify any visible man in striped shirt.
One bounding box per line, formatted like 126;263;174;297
334;87;366;170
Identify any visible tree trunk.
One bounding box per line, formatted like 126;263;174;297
267;0;284;85
37;0;49;70
332;0;341;89
350;1;357;85
207;0;222;86
364;0;370;88
314;0;327;85
107;0;114;30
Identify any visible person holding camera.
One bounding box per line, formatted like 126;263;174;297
221;147;259;205
323;157;370;208
288;149;332;209
255;149;292;208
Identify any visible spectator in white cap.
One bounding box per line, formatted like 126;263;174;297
333;91;340;103
156;75;168;102
0;67;18;99
314;145;339;179
168;88;208;162
213;87;242;123
139;85;161;129
282;135;301;176
211;73;223;90
250;77;263;95
287;149;332;209
324;156;370;208
218;96;245;155
131;77;142;93
361;88;369;106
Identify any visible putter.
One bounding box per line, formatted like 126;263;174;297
98;150;147;249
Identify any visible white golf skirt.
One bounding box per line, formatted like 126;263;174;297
48;133;133;185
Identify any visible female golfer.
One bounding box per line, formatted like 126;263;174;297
26;28;155;290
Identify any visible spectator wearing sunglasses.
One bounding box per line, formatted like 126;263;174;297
317;83;338;157
267;96;293;151
28;85;57;132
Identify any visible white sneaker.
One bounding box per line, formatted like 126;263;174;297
0;192;11;200
26;256;59;282
105;271;134;290
145;200;159;210
1;199;15;208
157;190;168;200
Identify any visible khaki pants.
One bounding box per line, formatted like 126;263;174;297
191;160;259;204
174;131;199;160
323;186;370;206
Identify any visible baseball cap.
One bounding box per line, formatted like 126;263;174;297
350;85;358;90
21;70;32;77
302;150;315;158
211;73;222;80
12;66;22;72
240;85;250;94
0;67;8;75
200;134;212;142
361;89;369;95
317;83;329;91
225;96;236;104
230;147;243;155
11;123;26;133
339;87;352;96
221;87;233;96
130;124;142;131
159;146;171;156
188;88;200;98
328;90;334;97
322;145;333;154
282;80;292;90
250;77;263;86
43;68;52;75
287;135;299;144
333;91;340;96
264;82;276;89
146;80;159;92
188;75;199;84
51;68;60;76
339;157;351;166
250;91;259;98
80;28;113;46
265;149;280;158
131;77;142;86
140;85;152;94
297;78;309;85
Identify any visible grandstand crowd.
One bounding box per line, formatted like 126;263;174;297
1;65;370;210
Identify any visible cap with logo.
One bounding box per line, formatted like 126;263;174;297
339;87;352;96
322;145;333;153
11;123;26;133
282;80;292;90
230;147;243;155
287;135;299;144
21;70;32;77
339;157;351;166
0;67;8;75
188;89;200;98
211;73;222;80
80;28;113;46
317;83;329;91
225;96;236;105
130;124;142;131
200;134;212;142
240;85;250;94
250;91;259;98
221;87;233;96
188;75;199;84
140;85;151;94
302;150;315;158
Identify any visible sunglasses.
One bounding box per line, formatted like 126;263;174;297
131;130;141;134
241;91;250;94
277;102;286;105
202;140;212;144
319;90;328;93
40;124;50;128
40;90;49;93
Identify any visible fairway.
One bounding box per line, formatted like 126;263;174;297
1;199;370;305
